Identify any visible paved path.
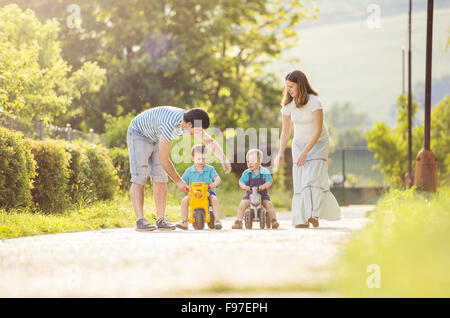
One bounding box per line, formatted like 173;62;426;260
0;205;373;297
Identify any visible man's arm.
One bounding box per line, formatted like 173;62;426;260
159;138;188;191
193;128;232;174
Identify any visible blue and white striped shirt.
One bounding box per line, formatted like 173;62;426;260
129;106;186;142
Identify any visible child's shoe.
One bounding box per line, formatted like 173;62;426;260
271;218;280;229
231;219;243;229
214;220;222;230
175;219;189;230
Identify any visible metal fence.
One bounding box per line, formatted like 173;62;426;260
0;111;106;145
328;147;387;188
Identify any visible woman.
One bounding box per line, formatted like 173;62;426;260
274;70;341;228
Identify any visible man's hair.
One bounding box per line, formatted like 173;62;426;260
191;144;207;157
183;108;210;129
246;148;263;162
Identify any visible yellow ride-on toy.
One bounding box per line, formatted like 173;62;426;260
188;182;215;230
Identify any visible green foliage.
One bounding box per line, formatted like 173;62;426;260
0;127;36;209
366;94;450;188
10;0;316;132
103;113;134;148
325;102;369;148
108;147;131;192
31;140;71;213
330;187;450;297
81;145;119;201
0;4;105;123
430;96;450;186
0;192;179;239
366;94;423;187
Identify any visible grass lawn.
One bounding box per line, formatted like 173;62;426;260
0;184;291;239
328;187;450;297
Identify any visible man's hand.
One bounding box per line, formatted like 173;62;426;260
222;158;232;174
258;185;265;191
209;182;217;189
244;185;251;192
176;179;189;193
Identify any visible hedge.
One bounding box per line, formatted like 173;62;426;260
0;127;36;209
81;145;119;201
108;147;131;192
31;140;71;213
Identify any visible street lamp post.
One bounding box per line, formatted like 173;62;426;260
414;0;438;192
404;0;413;188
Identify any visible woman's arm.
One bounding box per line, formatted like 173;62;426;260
296;109;323;166
275;114;292;168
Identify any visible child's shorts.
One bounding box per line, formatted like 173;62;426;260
243;191;270;202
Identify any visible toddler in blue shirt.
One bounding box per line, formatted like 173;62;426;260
176;144;222;230
231;149;279;229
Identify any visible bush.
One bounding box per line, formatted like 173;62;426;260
81;145;119;201
0;127;36;209
63;142;91;204
103;113;134;148
31;140;71;213
108;147;131;192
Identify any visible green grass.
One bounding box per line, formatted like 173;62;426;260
0;184;292;239
328;187;450;297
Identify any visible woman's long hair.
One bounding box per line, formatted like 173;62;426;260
281;70;319;107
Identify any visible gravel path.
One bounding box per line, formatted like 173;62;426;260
0;205;373;297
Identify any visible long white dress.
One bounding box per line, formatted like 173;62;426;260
281;95;341;226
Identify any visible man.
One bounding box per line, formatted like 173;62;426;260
127;106;232;231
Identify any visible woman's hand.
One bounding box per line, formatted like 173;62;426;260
296;150;308;166
274;153;284;169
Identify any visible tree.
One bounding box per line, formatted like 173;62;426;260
365;94;435;188
430;96;450;186
0;4;106;123
7;0;317;131
325;102;370;148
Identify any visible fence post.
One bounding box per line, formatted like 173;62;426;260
39;119;44;140
89;128;94;145
66;124;72;142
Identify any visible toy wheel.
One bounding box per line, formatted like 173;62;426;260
259;209;265;229
193;210;205;230
244;211;253;229
265;211;271;229
207;208;215;229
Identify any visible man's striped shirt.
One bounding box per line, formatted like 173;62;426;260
129;106;186;142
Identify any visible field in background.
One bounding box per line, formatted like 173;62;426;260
270;7;450;126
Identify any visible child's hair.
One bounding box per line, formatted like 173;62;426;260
191;144;207;157
246;148;263;162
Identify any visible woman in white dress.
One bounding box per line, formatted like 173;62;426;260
274;70;341;228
